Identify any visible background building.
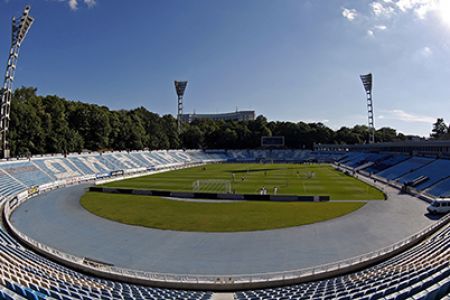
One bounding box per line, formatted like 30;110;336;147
315;140;450;158
180;110;255;123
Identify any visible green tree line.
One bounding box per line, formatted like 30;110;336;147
9;87;411;157
430;118;450;140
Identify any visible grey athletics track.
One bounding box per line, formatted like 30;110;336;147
10;183;436;276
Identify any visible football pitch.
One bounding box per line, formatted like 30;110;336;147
102;163;384;200
81;163;383;232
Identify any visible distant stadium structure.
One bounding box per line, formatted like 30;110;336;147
180;110;255;123
315;139;450;158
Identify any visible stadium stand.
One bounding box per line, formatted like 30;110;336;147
235;223;449;300
338;152;368;165
0;170;25;199
375;157;435;181
363;154;409;174
0;236;212;300
68;156;113;175
0;149;448;299
338;150;450;201
396;159;450;190
340;152;389;169
0;162;52;188
308;151;345;163
32;159;83;181
427;178;450;198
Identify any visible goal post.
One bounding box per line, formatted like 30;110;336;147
192;179;232;194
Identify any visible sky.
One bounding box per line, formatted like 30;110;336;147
1;0;450;137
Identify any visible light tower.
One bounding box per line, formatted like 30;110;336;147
174;80;188;133
0;6;34;159
360;73;375;144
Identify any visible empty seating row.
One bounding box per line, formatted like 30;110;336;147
235;224;449;300
426;178;450;198
364;154;409;174
0;228;212;300
339;151;450;198
397;159;450;190
0;162;52;189
376;157;435;181
0;172;25;198
346;153;388;169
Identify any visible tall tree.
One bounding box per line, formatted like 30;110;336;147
431;118;448;139
7;86;415;156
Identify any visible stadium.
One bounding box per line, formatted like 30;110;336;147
0;3;449;300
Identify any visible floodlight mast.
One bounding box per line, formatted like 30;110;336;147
360;73;375;144
0;6;34;159
174;80;188;133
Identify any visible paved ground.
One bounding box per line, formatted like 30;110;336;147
10;181;437;276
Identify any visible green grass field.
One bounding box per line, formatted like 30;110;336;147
103;163;384;200
81;163;382;232
81;192;366;232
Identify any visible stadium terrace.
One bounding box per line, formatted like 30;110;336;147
0;147;448;299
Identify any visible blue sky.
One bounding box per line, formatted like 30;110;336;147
1;0;450;137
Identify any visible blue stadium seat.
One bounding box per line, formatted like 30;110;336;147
376;157;435;181
396;159;450;190
426;177;450;198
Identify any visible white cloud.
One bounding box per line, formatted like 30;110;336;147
342;8;358;21
395;0;415;12
381;109;435;123
374;24;388;30
370;1;395;17
67;0;96;11
395;0;437;18
384;0;440;19
420;46;433;57
69;0;78;10
414;2;436;19
343;0;450;36
84;0;96;8
367;24;388;37
411;46;434;63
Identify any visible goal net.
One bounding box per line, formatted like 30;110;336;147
192;179;232;194
296;171;316;179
